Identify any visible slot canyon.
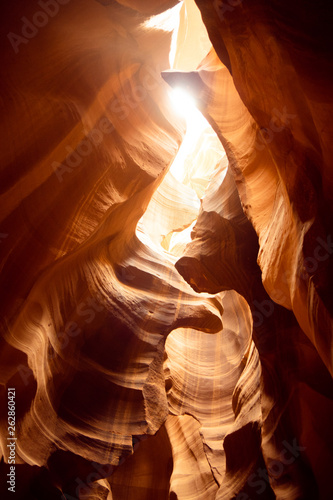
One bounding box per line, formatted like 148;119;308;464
0;0;333;498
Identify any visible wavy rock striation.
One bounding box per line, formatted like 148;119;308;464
0;0;333;499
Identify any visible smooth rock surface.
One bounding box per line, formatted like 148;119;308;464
1;1;333;499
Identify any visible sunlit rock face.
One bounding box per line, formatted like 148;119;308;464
0;0;332;499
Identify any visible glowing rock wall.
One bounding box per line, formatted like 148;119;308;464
0;0;332;499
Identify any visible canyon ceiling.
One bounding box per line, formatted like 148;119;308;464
0;0;333;499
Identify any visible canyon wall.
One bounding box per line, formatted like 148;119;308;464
0;0;332;499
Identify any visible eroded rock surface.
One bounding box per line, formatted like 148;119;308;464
1;0;332;499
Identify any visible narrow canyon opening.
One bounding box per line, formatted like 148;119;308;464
1;1;333;499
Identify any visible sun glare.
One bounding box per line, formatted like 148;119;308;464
137;1;226;256
168;86;215;184
170;87;198;122
169;85;209;139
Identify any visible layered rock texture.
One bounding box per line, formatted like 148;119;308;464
0;0;333;499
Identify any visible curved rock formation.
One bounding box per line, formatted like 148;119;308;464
1;0;333;499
